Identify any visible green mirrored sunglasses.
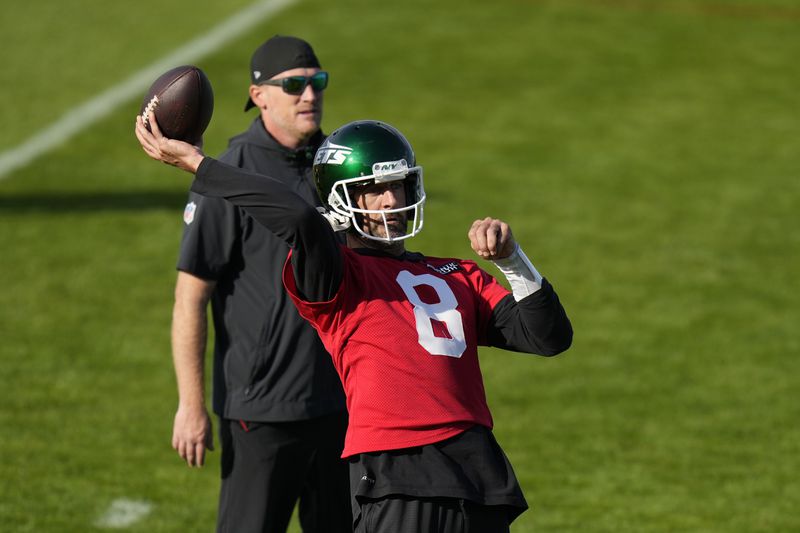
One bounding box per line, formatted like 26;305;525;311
260;71;329;95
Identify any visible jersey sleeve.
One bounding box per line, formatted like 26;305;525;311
190;157;342;301
455;260;512;342
460;260;572;356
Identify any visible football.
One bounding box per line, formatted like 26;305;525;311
140;65;214;143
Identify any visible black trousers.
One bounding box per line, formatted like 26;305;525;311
354;495;511;533
216;411;351;533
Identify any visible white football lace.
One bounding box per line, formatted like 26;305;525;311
141;95;159;125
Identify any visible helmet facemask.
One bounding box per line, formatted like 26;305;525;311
327;159;425;243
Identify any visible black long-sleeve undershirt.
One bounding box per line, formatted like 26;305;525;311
192;157;342;303
490;285;572;356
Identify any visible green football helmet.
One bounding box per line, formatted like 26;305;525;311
313;120;425;242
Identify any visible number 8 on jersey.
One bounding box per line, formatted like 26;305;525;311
396;271;467;357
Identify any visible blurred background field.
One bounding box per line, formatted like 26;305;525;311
1;0;798;531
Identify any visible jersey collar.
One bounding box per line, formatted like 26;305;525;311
352;247;425;262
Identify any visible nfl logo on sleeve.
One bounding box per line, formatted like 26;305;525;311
183;201;197;224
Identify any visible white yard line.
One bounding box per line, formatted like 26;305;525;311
0;0;298;181
94;499;153;529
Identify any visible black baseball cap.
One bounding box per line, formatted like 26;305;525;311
245;35;322;111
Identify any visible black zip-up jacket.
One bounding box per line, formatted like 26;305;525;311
176;118;345;421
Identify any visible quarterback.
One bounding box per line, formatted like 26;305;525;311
136;116;573;533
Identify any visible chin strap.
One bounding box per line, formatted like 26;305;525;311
317;207;352;232
491;244;543;301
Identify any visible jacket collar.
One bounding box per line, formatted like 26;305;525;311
248;117;325;164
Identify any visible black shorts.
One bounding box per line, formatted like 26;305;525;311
354;495;511;533
216;411;351;533
350;425;528;531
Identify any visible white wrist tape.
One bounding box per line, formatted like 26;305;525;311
491;244;543;301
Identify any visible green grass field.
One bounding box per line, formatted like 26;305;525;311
1;0;798;531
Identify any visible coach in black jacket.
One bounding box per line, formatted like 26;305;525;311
170;36;349;533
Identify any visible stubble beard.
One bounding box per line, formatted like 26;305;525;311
350;214;408;254
376;214;407;240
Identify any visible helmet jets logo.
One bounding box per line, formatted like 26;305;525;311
314;141;352;166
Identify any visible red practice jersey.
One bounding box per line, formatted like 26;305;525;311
283;246;511;457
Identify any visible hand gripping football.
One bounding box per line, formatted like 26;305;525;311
140;65;214;143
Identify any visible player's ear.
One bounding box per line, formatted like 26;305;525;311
249;85;268;110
